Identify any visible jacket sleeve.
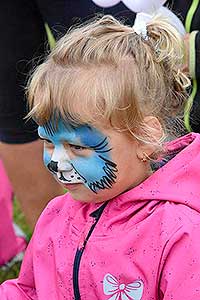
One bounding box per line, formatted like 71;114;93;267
189;30;200;80
159;224;200;299
0;238;37;300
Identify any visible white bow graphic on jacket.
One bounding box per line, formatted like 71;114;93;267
103;273;144;300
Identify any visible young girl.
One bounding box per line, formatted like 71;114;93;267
1;14;200;300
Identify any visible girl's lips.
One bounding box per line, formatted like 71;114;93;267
62;183;83;190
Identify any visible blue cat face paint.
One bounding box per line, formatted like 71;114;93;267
38;120;118;193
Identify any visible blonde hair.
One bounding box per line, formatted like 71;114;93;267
27;15;190;147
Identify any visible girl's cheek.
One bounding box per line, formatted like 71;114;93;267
72;156;100;180
44;143;55;157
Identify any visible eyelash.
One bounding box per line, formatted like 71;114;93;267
41;138;88;152
69;144;87;151
91;137;112;153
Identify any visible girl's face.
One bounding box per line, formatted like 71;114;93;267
38;119;150;203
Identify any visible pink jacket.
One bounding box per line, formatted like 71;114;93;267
1;133;200;300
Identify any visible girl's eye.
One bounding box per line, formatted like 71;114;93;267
69;144;86;151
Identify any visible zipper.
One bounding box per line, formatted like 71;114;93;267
73;202;108;300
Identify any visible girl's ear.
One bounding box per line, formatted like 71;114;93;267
136;116;164;160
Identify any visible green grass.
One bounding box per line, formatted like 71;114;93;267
13;198;32;240
0;198;31;283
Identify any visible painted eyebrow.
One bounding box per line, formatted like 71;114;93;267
90;137;107;149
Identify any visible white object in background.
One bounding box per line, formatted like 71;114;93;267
92;0;186;36
133;6;186;38
157;6;186;36
92;0;166;11
92;0;120;7
121;0;166;13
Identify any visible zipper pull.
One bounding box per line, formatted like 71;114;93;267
78;218;96;250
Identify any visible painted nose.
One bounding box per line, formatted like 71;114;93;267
51;145;73;172
47;160;58;173
47;160;73;173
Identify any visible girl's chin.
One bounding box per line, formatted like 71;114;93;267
67;189;110;204
61;183;94;202
61;182;113;203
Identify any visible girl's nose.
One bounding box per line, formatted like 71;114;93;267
51;145;73;172
58;160;73;172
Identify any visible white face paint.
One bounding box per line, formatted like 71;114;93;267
49;144;85;184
